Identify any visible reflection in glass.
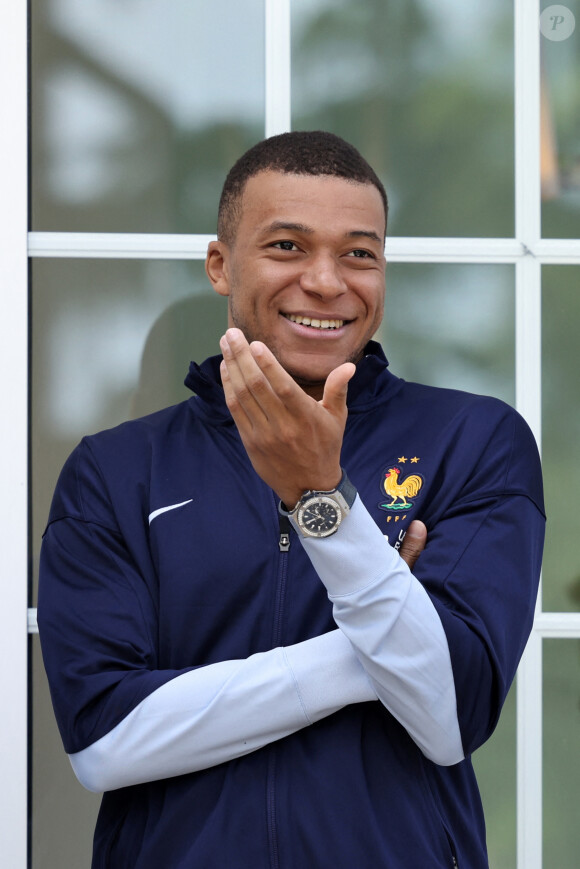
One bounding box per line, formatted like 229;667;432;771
543;639;580;865
30;0;265;233
291;0;514;238
541;1;580;239
541;266;580;612
379;263;515;404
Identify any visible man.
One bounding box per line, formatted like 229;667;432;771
39;131;545;868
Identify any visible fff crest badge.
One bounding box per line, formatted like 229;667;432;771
378;455;424;521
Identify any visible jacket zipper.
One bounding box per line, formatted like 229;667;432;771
278;513;291;552
267;510;292;869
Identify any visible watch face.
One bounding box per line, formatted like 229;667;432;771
297;496;342;538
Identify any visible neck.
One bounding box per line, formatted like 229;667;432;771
293;377;324;401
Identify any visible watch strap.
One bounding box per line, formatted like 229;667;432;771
336;471;357;509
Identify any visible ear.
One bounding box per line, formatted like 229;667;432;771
205;241;231;297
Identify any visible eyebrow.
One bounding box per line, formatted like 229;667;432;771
265;221;314;235
345;229;383;244
264;221;382;243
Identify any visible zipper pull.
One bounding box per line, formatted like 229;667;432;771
278;514;291;552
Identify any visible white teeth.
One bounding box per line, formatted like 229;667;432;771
286;314;345;330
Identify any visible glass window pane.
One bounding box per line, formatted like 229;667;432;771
543;639;580;866
541;1;580;239
291;0;514;238
31;0;265;233
473;685;516;869
541;266;580;612
32;636;100;868
378;263;515;404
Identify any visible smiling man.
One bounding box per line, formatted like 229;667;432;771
39;132;545;869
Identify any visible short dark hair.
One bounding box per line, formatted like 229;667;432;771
217;130;388;244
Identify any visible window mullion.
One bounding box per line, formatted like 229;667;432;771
517;632;543;869
515;0;541;247
265;0;291;137
0;0;29;866
514;1;543;867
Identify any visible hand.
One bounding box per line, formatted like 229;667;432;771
398;520;427;571
220;328;355;507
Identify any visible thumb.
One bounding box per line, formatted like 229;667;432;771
399;520;427;571
321;363;356;415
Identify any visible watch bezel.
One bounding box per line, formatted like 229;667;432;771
295;493;345;538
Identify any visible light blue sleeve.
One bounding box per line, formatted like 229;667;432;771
297;495;464;766
69;628;376;792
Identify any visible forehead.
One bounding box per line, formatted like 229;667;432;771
236;170;386;239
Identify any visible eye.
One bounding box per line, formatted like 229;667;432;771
272;240;299;251
347;249;374;258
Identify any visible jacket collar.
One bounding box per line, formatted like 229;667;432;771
184;341;401;422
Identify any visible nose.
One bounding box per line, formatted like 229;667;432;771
299;252;348;299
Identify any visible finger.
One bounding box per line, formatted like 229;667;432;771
220;330;276;422
249;340;311;411
321;363;356;416
399;520;427;570
220;358;255;433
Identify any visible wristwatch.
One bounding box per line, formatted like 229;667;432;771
279;470;357;538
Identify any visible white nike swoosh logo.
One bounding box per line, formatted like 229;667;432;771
148;499;193;525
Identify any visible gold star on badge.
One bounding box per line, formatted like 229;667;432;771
410;456;420;463
398;456;407;463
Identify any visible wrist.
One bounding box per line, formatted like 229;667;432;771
279;490;305;513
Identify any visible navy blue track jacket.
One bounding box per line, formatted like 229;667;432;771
38;342;545;868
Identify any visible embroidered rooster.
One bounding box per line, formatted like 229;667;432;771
383;467;423;509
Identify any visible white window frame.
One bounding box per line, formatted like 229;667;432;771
0;0;29;865
3;0;579;864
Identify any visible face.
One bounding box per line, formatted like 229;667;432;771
206;170;386;397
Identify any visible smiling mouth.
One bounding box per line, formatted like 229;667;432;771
283;313;348;331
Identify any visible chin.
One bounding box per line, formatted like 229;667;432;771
292;372;326;389
275;343;362;387
286;366;336;398
284;358;334;382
